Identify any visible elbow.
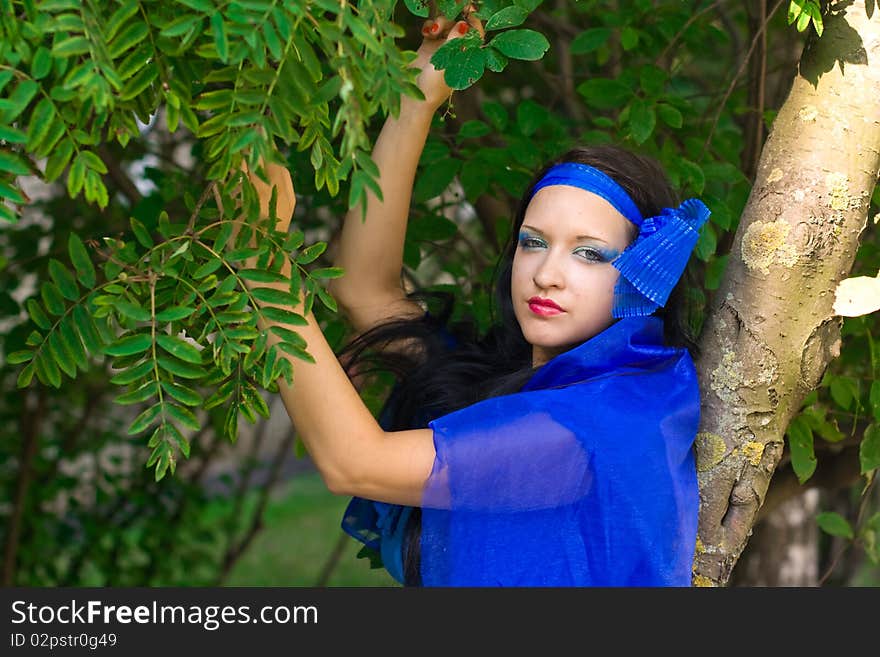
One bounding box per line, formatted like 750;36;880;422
320;464;352;497
319;429;384;498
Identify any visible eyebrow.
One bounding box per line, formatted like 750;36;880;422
520;224;609;245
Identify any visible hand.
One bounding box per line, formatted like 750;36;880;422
409;9;485;112
241;158;296;235
230;157;296;264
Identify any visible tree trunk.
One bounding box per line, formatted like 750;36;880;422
692;1;880;586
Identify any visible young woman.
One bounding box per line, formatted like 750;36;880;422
244;16;708;587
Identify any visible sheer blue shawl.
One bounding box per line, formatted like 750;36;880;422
342;315;700;586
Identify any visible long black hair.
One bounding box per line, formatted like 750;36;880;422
337;144;703;586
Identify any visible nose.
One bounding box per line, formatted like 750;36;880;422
532;250;564;290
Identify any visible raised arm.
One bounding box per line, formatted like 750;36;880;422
328;17;478;335
240;160;436;506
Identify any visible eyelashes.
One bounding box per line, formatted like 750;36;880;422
517;232;610;263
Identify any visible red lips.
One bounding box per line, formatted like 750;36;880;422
528;296;563;311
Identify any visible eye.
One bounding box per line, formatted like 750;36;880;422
518;233;546;249
574;247;605;262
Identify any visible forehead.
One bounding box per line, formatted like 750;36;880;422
524;186;633;245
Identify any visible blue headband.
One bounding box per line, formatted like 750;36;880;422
530;162;644;227
528;162;711;318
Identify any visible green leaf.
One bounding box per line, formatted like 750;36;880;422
48;259;79;301
212;12;228;63
156;333;203;364
620;26;639;51
160;14;203;38
31;47;53;80
193;257;223;279
157;354;206;379
7;350;33;365
59;317;88;370
260;306;308;326
787;415;817;483
79;150;108;174
177;0;215;13
128;401;163;435
2;80;38;123
53;36;91;57
516;99;547;136
432;36;488;90
130;217;153;248
484;47;507;73
165;402;200;431
404;0;430;18
156;306;196;322
311;267;344;280
657;103;683;129
108;21;149;59
830;375;857;410
576;78;632;110
160;380;202;407
278;341;316;364
295;242;327;265
35;351;61;388
0;180;26;204
45;138;74;182
109;358;154;385
105;0;140;40
235;269;285;284
250;287;298;306
41;281;66;315
0;125;27;144
68;233;96;288
17;362;35;388
871;381;880;420
816;511;854;539
104;333;152;357
628;99;656;144
119;63;157;101
47;330;76;377
316;286;337;312
570;27;611;55
115;380;158;405
861;423;880;474
488;29;549;61
26;298;51;330
485;6;528;30
0;150;31;176
72;304;104;354
116;300;151;322
796;7;811;32
704;254;728;291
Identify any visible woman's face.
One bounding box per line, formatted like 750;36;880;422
511;185;636;367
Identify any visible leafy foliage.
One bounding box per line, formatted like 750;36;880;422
1;0;878;585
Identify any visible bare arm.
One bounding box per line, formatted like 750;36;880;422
242;161;436;506
329;18;477;335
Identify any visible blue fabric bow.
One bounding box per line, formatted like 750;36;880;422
611;199;710;318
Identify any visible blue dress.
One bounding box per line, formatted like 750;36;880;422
342;315;700;586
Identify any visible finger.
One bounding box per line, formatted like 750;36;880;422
464;14;485;40
421;16;453;39
444;20;470;42
461;4;485;40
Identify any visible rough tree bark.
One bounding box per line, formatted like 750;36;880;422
692;1;880;586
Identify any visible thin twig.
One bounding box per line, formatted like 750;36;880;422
655;0;728;66
2;388;46;585
700;0;785;160
817;470;877;586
